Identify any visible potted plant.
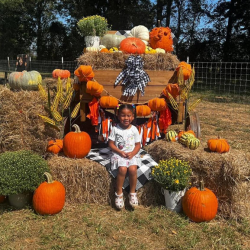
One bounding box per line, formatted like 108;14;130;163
77;15;110;48
151;158;192;212
0;150;50;208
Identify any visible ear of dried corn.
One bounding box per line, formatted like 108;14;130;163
63;89;74;109
71;102;80;118
66;77;72;93
39;115;56;125
51;110;63;122
51;93;60;111
38;84;47;101
168;92;178;110
177;66;185;88
188;98;202;112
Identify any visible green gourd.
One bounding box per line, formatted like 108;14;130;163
180;133;195;145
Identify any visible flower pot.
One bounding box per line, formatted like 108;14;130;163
161;188;186;213
84;36;100;48
8;192;33;209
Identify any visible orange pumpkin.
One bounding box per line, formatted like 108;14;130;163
99;96;118;109
74;65;94;82
63;124;91;158
163;83;180;99
86;81;104;96
136;105;151;117
33;172;65;215
52;69;71;79
176;62;192;80
148;98;167;111
182;181;218;222
120;37;146;54
149;27;173;52
0;195;6;203
100;48;110;53
207;137;230;153
46;139;63;154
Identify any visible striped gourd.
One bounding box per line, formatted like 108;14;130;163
186;137;200;150
51;110;63;122
71;102;80;118
180;133;195;145
165;130;178;142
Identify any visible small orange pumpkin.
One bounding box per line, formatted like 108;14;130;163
46;139;63;154
74;65;94;82
148;98;167;111
33;172;66;215
207;137;230;153
0;195;6;203
149;27;173;52
52;69;71;79
99;96;119;109
63;124;92;158
120;37;146;54
86;81;104;96
176;62;192;80
100;48;110;53
136;105;151;117
182;180;218;222
163;83;180;99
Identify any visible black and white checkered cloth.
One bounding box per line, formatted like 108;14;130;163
114;55;150;96
115;30;131;37
86;148;158;192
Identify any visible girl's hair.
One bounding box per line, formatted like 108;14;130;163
115;104;137;125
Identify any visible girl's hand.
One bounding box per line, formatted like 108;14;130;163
126;152;134;160
120;151;128;158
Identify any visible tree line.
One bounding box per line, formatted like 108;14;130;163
0;0;249;62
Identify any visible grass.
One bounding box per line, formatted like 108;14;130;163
0;89;250;249
0;203;250;250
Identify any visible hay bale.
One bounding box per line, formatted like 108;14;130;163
145;140;250;219
77;52;180;71
47;153;165;207
0;86;60;154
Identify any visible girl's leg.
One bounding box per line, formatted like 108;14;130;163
128;165;137;193
116;166;127;195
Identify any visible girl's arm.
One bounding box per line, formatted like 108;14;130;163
109;140;127;158
126;142;141;160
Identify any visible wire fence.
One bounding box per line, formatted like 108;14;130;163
0;59;249;96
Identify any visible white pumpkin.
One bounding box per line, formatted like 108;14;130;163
85;47;99;52
155;48;166;54
129;25;149;42
100;34;126;49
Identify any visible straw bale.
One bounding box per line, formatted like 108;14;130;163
77;52;180;71
0;85;60;154
145;140;250;219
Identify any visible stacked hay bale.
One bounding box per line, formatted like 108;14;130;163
146;140;250;219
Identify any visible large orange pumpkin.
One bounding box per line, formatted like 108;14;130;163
74;65;94;82
33;172;66;215
163;83;180;99
46;139;63;154
52;69;70;79
86;81;104;96
63;124;91;158
0;195;6;203
207;137;230;153
148;98;167;111
136;105;151;117
120;37;146;54
99;96;118;109
182;181;218;223
176;62;192;80
149;27;173;52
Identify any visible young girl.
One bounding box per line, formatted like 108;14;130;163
108;104;141;209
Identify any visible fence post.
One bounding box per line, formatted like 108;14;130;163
187;56;189;63
62;57;64;69
29;57;32;71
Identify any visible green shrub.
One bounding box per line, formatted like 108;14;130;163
0;150;50;195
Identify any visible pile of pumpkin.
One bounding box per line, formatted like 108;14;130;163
85;24;173;55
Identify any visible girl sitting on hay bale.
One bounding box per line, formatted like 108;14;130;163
108;104;141;210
